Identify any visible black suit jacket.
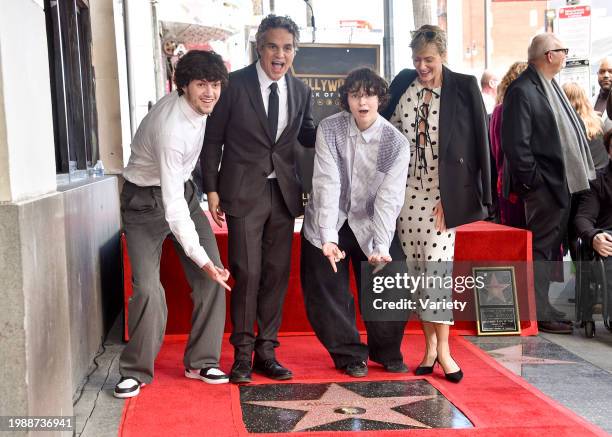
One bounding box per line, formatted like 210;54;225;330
202;63;316;218
382;66;492;229
501;64;568;208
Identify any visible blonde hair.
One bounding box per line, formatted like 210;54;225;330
496;62;528;105
410;25;447;57
562;82;603;141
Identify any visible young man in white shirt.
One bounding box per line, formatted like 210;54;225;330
115;50;231;399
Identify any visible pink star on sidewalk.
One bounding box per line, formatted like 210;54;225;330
246;383;436;431
488;344;576;376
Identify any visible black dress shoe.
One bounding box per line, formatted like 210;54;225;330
230;360;252;384
414;357;437;376
384;360;409;373
538;321;572;334
253;359;293;380
549;307;567;320
345;361;368;377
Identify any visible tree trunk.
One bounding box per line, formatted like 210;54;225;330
252;0;263;15
412;0;433;29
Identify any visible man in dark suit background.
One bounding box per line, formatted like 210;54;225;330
502;33;595;334
202;15;316;383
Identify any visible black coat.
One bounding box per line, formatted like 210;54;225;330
575;160;612;244
501;64;569;208
382;66;492;229
202;63;316;218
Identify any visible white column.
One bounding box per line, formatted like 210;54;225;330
391;0;415;76
124;0;157;129
0;0;56;202
446;0;464;72
90;0;133;173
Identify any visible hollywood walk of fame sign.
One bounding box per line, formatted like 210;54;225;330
239;380;473;433
473;267;521;336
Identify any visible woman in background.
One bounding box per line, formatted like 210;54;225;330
489;62;528;227
563;82;608;171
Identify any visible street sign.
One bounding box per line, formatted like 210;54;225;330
557;5;592;60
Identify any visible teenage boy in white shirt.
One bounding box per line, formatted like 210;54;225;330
301;68;410;377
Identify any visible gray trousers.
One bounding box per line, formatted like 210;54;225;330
119;180;225;383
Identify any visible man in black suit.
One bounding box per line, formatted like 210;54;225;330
202;15;316;383
502;33;595;333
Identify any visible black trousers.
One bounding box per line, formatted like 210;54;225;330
300;222;407;369
227;179;295;362
523;183;571;320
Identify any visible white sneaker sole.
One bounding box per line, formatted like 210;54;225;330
185;370;229;385
113;384;141;399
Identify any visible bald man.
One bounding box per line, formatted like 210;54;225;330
502;34;595;334
480;70;499;114
593;56;612;118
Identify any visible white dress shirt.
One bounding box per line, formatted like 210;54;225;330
256;60;288;178
123;91;211;268
592;91;609;121
303;112;410;257
482;93;496;115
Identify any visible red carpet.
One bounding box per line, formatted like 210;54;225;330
118;335;606;437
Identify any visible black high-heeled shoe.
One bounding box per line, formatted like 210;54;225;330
439;359;463;383
414;356;438;376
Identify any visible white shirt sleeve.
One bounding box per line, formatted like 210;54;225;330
156;135;210;268
312;128;342;245
372;143;410;257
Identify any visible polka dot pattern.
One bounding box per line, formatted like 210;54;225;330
392;78;455;325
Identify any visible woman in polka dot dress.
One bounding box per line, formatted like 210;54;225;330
383;25;492;383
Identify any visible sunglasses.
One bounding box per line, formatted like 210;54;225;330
411;30;437;39
546;48;569;55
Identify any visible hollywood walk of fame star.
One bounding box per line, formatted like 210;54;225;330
245;383;437;432
488;344;576;376
482;272;511;305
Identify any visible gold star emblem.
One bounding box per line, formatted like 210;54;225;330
246;383;436;431
483;272;511;305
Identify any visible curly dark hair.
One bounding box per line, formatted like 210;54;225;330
338;68;389;112
255;14;300;53
174;50;228;96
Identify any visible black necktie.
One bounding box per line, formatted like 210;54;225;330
268;82;279;141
